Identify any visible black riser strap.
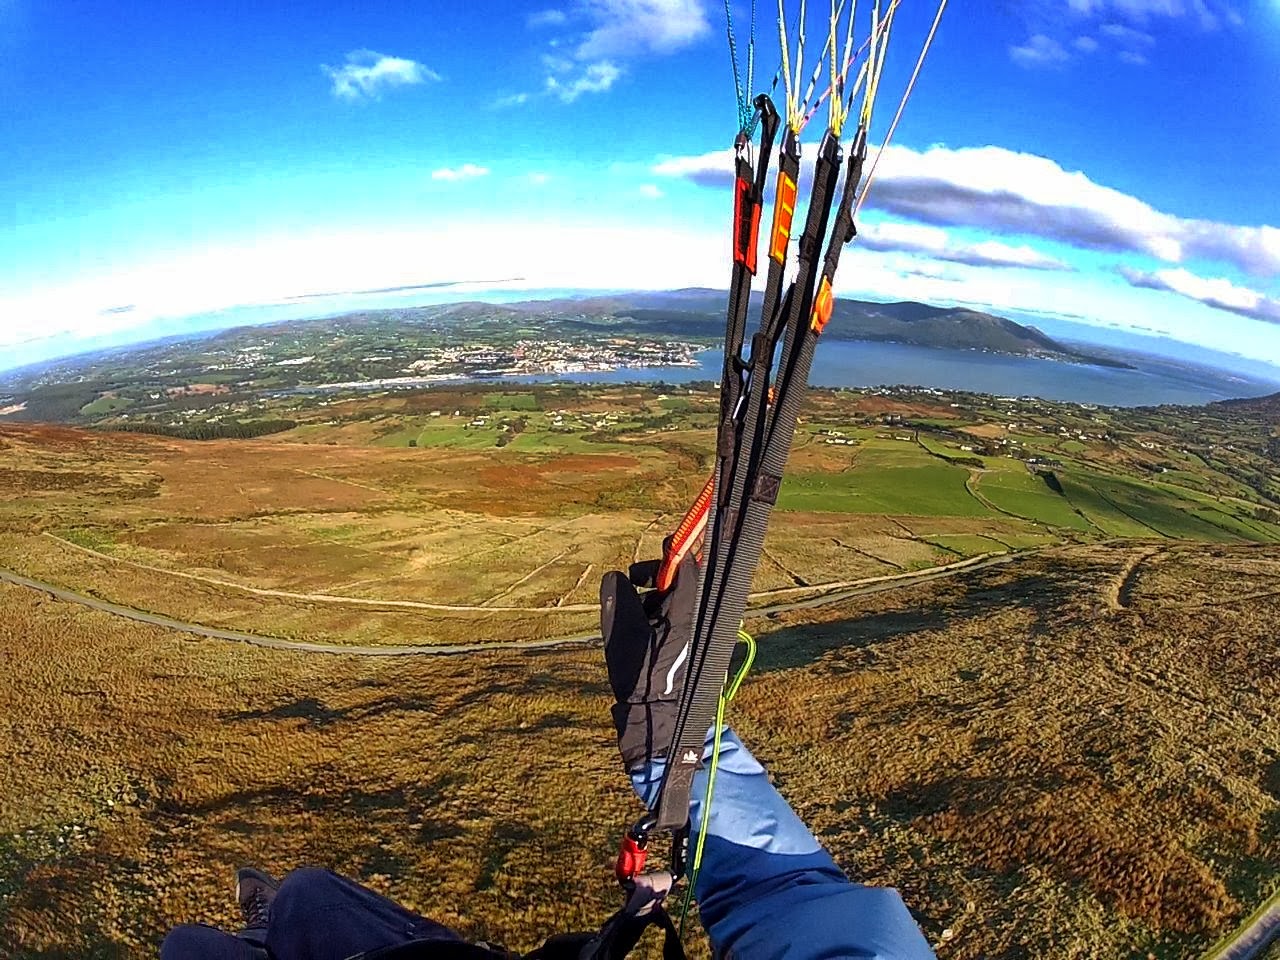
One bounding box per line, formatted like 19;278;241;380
678;139;797;773
658;131;845;832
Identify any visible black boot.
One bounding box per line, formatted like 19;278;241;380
236;866;279;954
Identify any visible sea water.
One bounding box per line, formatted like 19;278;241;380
500;340;1279;408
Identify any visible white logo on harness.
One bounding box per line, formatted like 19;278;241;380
682;749;700;764
663;641;690;696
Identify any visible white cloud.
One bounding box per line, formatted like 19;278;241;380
528;8;568;27
8;218;1280;370
0;222;734;359
639;183;664;199
653;144;1280;279
527;172;552;186
492;92;531;108
859;145;1280;277
1119;267;1280;323
1010;34;1070;67
574;0;712;58
1062;0;1229;27
525;0;708;104
546;61;622;102
1099;22;1157;43
542;53;574;73
431;163;490;182
1011;0;1236;69
1100;21;1155;62
322;50;439;101
651;151;731;179
859;222;1072;271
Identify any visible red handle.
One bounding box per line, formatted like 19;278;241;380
615;834;649;882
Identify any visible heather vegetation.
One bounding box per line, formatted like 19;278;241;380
1;379;1277;958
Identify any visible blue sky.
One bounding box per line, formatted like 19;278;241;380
2;0;1278;372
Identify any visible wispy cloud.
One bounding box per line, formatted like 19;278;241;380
528;8;568;27
1096;21;1156;63
1099;22;1156;45
859;222;1072;271
492;92;531;109
1119;267;1280;323
1066;0;1232;30
527;172;552;186
862;145;1280;277
638;183;664;199
431;163;490;182
545;61;622;102
1010;0;1238;68
1010;34;1070;68
527;0;709;103
323;50;439;101
574;0;711;59
653;143;1280;277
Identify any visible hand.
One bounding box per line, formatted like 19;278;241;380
600;554;699;770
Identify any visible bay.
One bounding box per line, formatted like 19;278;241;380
496;340;1280;407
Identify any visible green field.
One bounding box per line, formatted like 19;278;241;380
927;533;1011;555
657;395;694;412
916;434;984;464
975;463;1095;532
371;419;524;451
1055;473;1157;538
780;442;989;517
485;392;541;411
1060;469;1245;541
78;395;136;416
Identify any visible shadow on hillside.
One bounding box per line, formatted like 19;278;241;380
475;819;537;891
161;770;464;820
755;566;1086;673
876;770;1068;823
222;693;462;728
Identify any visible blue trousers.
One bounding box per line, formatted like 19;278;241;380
160;868;462;960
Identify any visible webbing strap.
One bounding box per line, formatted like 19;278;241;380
717;95;780;453
525;909;684;960
657;129;846;833
531;873;685;960
657;96;779;597
655;475;713;592
690;128;797;673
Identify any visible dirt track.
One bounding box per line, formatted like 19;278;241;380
0;551;1025;657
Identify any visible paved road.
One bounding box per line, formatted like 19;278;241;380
1203;891;1280;960
0;567;600;657
0;551;1023;658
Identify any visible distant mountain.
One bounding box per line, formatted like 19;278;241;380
522;289;1133;369
1212;391;1280;415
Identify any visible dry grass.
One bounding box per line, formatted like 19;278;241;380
2;402;1278;959
742;542;1280;959
0;583;641;958
2;544;1277;959
0;421;1051;647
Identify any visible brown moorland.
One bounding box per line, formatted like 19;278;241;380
2;385;1278;958
1;541;1277;959
0;419;1051;648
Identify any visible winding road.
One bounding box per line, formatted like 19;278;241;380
8;548;1276;958
0;551;1023;657
1202;889;1280;960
